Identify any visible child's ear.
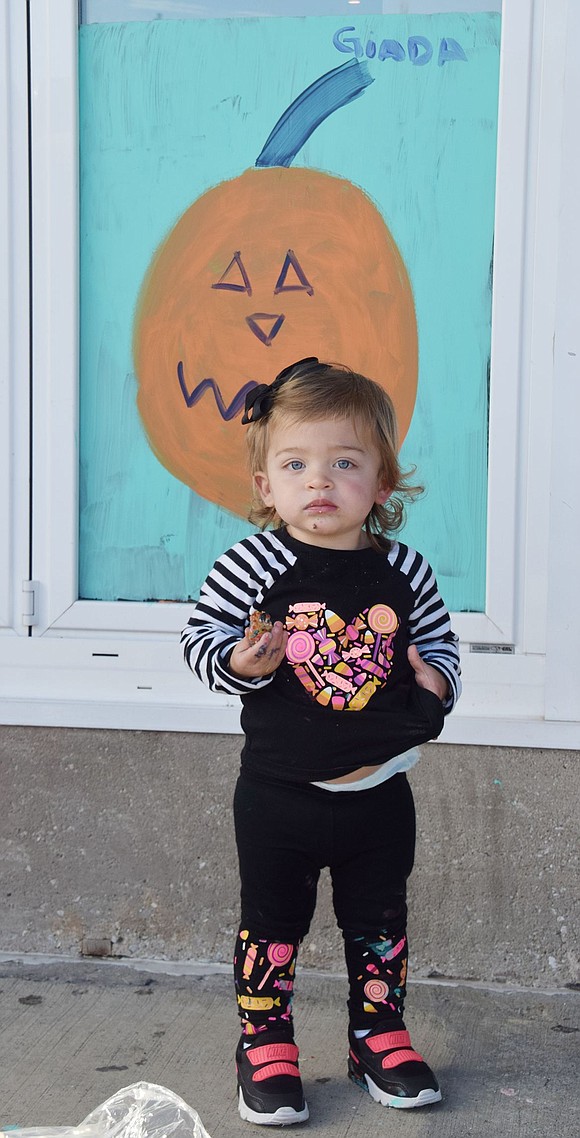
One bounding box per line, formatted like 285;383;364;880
375;478;392;506
254;471;275;507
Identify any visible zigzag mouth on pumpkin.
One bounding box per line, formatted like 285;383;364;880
177;362;258;421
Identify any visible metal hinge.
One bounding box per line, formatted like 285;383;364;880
470;642;515;654
22;580;40;627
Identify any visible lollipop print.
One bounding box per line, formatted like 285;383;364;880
364;978;390;1003
286;631;316;661
257;942;295;990
367;604;398;662
286;631;325;690
367;604;398;634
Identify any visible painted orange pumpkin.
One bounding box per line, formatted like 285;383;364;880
134;60;418;519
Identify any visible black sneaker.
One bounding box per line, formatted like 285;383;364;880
348;1023;441;1109
236;1029;309;1125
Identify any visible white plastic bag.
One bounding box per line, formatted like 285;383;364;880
0;1082;212;1138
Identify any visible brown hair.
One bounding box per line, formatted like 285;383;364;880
246;361;423;551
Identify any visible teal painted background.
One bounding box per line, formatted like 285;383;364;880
79;13;499;608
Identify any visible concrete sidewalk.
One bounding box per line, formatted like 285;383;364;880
0;957;578;1138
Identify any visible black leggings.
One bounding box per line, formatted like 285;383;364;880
233;770;415;1031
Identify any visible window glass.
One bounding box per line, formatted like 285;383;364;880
80;3;501;23
79;2;501;607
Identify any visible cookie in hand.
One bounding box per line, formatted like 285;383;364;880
246;610;273;645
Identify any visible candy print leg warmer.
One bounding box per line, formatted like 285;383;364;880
344;929;408;1030
234;928;300;1036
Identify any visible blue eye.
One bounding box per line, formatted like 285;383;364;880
288;460;304;471
335;459;353;470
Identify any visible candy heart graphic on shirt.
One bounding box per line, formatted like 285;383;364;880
284;602;399;711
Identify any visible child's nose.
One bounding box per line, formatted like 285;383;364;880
307;467;333;488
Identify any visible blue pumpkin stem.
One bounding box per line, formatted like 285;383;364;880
256;58;374;169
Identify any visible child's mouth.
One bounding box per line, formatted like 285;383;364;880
305;500;336;513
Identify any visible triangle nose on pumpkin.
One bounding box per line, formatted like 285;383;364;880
246;312;285;346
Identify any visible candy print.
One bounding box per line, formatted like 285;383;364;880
365;937;391;959
316;686;333;707
238;994;282;1011
325;609;346;634
294;664;318;696
285;604;323;632
326;671;355;694
286;631;316;662
242;942;258;980
384;936;406;961
285;602;399;710
365;935;406;961
316;637;340;665
257;942;295;990
343;645;364;662
359;659;386;678
347;936;408;1021
287;632;326;690
347;678;381;711
364;979;390;1003
290;612;315;630
368;604;398;634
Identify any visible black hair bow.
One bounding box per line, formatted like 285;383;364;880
241;357;323;424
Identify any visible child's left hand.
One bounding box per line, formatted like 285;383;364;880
228;622;289;679
407;645;449;703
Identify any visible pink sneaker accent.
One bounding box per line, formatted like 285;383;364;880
381;1048;425;1069
367;1029;411;1053
253;1062;302;1081
246;1042;299;1066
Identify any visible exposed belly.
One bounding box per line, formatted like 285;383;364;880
318;763;384;785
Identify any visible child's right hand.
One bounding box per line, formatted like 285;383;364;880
228;622;288;679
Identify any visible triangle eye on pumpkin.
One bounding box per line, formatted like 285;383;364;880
274;249;314;296
211;251;252;295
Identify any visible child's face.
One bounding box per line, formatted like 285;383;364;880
254;417;390;550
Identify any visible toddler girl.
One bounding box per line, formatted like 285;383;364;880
182;358;461;1125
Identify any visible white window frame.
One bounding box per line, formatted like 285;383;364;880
1;0;578;744
1;1;30;639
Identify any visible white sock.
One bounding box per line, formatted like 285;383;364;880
353;1028;371;1038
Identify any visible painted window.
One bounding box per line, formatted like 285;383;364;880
78;2;501;609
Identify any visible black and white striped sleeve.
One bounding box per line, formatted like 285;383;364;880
390;543;462;711
181;532;295;695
